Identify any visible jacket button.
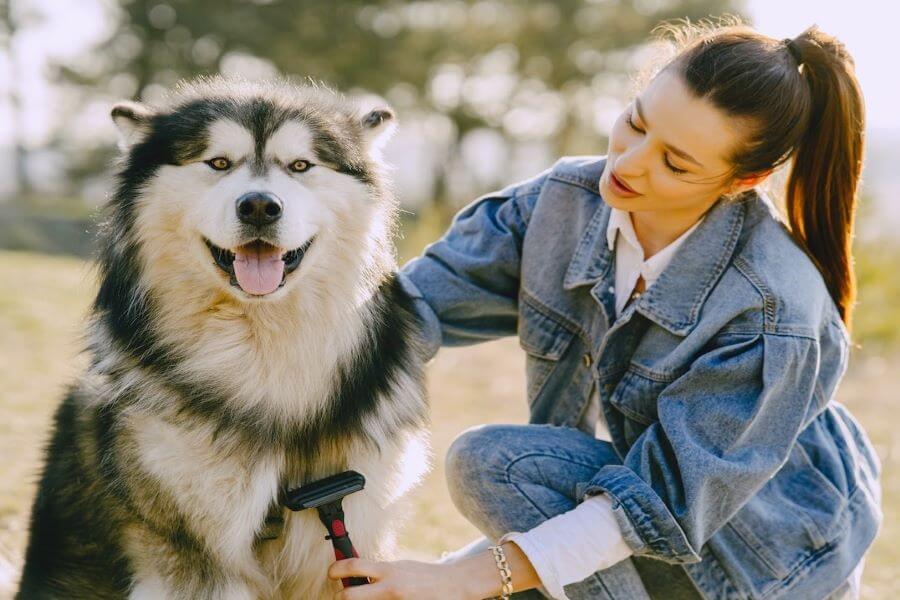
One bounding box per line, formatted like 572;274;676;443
582;353;592;367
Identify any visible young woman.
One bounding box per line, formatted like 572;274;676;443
329;21;881;600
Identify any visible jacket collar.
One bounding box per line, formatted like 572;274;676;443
564;192;748;336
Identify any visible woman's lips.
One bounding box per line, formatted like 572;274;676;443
609;170;641;197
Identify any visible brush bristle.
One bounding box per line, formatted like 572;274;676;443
284;470;366;510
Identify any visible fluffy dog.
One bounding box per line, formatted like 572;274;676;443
17;77;430;599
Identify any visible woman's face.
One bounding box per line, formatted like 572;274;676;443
600;69;754;217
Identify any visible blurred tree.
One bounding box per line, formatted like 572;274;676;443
0;0;45;196
57;0;744;205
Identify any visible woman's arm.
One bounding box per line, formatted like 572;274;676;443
581;331;830;563
327;496;632;600
397;167;551;361
328;542;542;600
498;493;632;599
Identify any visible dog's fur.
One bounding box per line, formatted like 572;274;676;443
17;78;430;599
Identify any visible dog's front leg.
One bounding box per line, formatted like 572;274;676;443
125;528;264;600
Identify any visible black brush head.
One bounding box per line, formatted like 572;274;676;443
284;470;366;511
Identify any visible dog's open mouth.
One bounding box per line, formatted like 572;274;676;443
205;237;314;296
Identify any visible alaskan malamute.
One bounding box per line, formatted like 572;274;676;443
17;77;430;599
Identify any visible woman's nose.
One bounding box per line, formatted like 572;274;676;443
614;144;647;178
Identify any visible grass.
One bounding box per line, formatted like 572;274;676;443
0;249;897;598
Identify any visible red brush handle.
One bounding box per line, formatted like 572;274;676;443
329;518;368;587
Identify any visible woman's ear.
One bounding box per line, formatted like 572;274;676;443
111;101;154;151
728;169;772;195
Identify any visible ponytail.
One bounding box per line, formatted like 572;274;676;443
784;27;865;330
665;21;865;330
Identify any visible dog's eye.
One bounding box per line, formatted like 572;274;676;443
288;159;313;173
206;157;231;171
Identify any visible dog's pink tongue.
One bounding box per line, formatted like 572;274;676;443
233;243;284;295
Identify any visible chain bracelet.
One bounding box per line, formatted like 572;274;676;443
489;545;514;600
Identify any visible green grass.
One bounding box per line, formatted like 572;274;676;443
0;250;897;597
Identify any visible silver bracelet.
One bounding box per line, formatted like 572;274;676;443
489;544;514;600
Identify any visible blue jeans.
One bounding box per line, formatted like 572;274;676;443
443;423;702;600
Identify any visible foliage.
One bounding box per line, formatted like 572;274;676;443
55;0;742;200
853;240;900;350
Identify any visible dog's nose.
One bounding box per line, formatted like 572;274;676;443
236;192;283;226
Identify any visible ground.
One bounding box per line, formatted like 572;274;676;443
0;250;896;598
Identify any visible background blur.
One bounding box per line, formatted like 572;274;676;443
1;0;897;597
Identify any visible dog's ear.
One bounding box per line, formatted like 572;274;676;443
111;101;154;151
359;107;397;154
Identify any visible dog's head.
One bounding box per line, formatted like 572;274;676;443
109;78;396;302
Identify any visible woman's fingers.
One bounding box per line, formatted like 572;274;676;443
335;582;395;600
328;558;383;581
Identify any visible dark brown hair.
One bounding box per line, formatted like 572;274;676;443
656;18;865;330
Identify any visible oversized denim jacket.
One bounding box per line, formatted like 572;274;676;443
398;156;882;599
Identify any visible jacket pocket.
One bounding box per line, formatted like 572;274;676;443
518;300;577;402
607;368;673;423
606;368;672;446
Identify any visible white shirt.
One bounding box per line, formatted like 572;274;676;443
500;207;705;600
607;206;706;317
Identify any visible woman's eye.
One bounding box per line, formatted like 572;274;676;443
624;110;686;175
626;112;644;133
665;156;688;175
288;159;313;173
206;157;231;171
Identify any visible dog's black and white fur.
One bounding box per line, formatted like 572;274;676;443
17;77;430;599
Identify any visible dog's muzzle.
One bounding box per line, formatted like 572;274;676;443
205;236;315;296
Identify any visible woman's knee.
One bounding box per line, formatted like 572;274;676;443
446;425;503;487
445;425;520;514
446;425;542;537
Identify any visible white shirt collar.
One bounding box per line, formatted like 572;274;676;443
606;207;704;284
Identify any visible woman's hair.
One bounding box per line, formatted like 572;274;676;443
651;17;865;330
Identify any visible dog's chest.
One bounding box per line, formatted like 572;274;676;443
130;414;285;560
253;450;352;543
125;408;420;598
128;413;369;546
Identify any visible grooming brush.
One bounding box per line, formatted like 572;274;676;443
284;470;369;588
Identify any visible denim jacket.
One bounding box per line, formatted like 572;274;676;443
398;156;882;599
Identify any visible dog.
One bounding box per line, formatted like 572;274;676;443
16;77;430;599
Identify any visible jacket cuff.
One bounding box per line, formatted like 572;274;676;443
395;270;442;362
578;465;701;564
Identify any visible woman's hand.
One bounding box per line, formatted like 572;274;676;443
328;558;475;600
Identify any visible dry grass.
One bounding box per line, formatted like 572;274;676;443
0;250;896;598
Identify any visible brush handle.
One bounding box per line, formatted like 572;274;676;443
328;520;368;587
315;504;369;588
283;476;370;589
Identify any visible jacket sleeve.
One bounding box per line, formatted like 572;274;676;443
580;332;825;563
397;169;550;362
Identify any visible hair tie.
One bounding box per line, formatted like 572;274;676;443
783;38;803;66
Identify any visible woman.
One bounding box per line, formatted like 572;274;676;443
329;20;881;600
